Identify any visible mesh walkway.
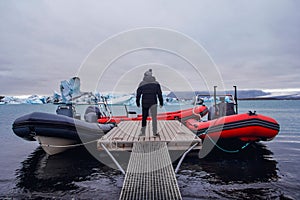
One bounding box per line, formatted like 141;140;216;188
120;142;182;200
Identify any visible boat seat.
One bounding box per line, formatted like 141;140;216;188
208;105;217;120
226;103;235;115
56;104;75;118
84;112;98;123
84;106;102;123
217;102;236;116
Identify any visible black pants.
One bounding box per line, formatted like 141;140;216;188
142;104;157;133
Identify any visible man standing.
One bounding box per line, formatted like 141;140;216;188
136;69;163;137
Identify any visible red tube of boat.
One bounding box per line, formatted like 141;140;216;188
185;112;280;142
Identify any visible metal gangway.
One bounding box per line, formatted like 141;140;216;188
98;120;202;200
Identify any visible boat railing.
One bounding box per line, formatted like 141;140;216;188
194;86;239;120
97;96;113;121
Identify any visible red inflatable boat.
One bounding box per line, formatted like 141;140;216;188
98;105;208;124
185;111;280;142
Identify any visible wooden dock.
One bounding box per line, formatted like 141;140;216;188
98;120;202;151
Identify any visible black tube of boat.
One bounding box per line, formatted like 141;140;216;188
214;86;217;116
233;85;238;114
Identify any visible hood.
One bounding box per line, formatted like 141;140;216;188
139;75;158;87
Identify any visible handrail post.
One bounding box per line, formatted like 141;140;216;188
175;142;199;173
233;85;238;114
214;86;217;117
100;143;125;175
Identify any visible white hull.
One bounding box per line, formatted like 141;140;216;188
35;136;77;155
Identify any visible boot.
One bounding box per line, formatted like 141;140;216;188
153;126;159;137
139;127;146;136
153;133;160;137
153;130;159;137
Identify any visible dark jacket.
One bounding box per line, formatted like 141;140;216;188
136;75;163;108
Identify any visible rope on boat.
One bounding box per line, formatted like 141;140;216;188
39;139;99;148
205;134;250;153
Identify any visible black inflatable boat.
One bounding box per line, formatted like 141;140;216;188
12;105;114;155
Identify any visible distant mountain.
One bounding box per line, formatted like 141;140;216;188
235;90;270;99
167;89;300;100
257;89;300;100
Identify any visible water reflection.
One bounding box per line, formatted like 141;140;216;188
180;142;278;183
177;142;280;199
15;142;280;199
15;147;122;198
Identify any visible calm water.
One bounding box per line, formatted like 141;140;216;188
0;101;299;199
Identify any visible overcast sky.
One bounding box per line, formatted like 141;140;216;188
0;0;299;95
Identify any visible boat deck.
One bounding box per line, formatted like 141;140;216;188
97;120;202;151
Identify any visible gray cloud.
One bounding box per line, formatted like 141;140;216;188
0;0;299;95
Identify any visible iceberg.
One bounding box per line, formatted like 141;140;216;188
0;96;5;104
1;96;23;104
58;77;101;104
0;95;53;105
25;95;44;104
101;93;134;105
60;77;81;103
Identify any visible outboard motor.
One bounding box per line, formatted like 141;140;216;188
84;106;102;123
56;104;75;118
